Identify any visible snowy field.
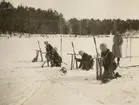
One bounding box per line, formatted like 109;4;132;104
0;36;139;105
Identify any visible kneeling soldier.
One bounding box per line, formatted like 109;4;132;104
51;47;62;67
44;41;53;60
100;43;118;83
75;51;94;71
42;41;53;67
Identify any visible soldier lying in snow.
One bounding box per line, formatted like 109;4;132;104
100;43;121;83
75;51;94;71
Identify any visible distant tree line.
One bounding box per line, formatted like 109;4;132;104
0;1;139;36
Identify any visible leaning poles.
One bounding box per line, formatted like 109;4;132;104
93;36;102;80
71;42;78;69
32;41;43;62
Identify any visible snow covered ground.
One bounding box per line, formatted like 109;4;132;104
0;36;139;105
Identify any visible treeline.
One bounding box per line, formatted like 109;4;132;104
0;1;68;35
1;1;139;36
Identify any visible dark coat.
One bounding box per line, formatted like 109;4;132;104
52;51;62;62
76;53;94;70
51;51;62;67
45;44;53;60
45;44;53;53
101;49;117;71
112;34;123;58
101;49;117;80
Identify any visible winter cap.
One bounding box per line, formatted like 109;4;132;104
78;50;84;55
53;47;58;51
100;43;107;48
44;41;48;44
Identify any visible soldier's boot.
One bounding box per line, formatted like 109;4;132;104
115;72;122;78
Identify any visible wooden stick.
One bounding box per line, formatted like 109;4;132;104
93;36;102;80
67;53;78;55
71;42;78;69
60;38;62;57
126;37;129;57
38;41;43;62
130;34;132;61
71;55;74;70
96;58;99;80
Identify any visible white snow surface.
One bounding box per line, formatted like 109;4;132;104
0;36;139;105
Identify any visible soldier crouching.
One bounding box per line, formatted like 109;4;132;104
44;41;53;67
51;47;62;67
100;43;118;83
75;51;94;71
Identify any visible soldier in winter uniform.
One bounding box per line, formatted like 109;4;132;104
42;41;53;67
75;51;94;71
112;30;123;66
44;41;53;54
51;47;62;67
100;43;120;83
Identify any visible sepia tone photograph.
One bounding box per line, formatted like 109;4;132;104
0;0;139;105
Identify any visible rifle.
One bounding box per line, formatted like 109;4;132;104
93;36;102;80
71;42;78;69
38;41;43;62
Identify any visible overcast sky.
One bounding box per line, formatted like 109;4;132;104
6;0;139;20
